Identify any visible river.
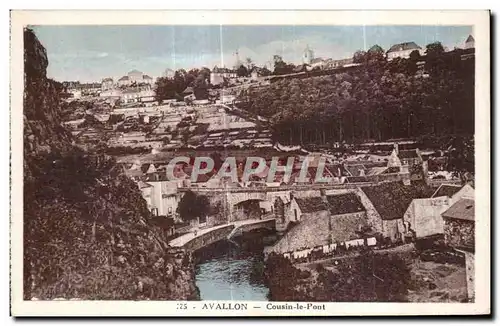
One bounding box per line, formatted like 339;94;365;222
194;230;275;301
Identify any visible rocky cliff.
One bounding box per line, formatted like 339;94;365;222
23;28;199;300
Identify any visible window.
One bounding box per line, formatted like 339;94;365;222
151;208;158;216
168;207;172;214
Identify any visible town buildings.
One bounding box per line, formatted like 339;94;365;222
163;68;175;79
101;78;114;90
210;66;237;86
120;87;156;105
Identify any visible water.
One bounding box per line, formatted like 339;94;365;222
194;232;274;301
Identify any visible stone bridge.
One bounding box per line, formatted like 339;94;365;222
180;183;377;216
169;217;276;252
228;191;268;207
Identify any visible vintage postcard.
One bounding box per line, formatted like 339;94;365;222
10;10;490;316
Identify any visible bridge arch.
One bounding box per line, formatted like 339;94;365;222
227;191;267;207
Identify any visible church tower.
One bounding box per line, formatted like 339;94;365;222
234;49;242;69
303;45;314;65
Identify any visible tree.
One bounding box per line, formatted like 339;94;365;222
353;50;367;64
260;66;272;76
409;50;421;62
425;41;445;57
445;136;475;184
245;57;254;71
154;77;178;101
273;55;294;75
177;190;210;222
425;42;446;77
236;64;249;77
265;250;411;302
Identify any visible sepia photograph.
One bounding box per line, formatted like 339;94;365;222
10;10;490;316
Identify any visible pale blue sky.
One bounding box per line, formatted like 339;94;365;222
31;25;472;83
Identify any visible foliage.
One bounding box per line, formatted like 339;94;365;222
177;190;210;222
265;250;411;302
237;64;249;77
239;45;474;146
273;55;296;75
445;135;475;181
23;28;198;300
154;67;211;101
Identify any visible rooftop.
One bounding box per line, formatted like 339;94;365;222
387;42;421;53
368;44;384;53
294;196;329;213
399;149;420;159
361;181;434;220
326;193;365;215
442;198;475;221
431;184;462;198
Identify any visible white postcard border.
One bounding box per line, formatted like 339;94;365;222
10;10;491;316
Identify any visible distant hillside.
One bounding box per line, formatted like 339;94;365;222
23;28;198;300
237;48;474;146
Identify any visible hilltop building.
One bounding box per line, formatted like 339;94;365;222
368;44;384;53
464;35;475;49
386;41;425;61
117;70;153;87
302;45;314;65
163;68;175;79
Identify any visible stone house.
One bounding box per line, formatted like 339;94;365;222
442;198;475;248
266;192;369;254
360;181;434;242
403;196;450;240
140;174;181;218
325;193;368;247
441;197;475;301
288;196;329;222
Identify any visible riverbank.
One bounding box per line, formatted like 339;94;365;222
194;229;275;301
264;245;466;302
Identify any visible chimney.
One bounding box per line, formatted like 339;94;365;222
359;169;365;177
394;143;399;155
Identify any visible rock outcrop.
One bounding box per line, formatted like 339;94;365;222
22;28;199;300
